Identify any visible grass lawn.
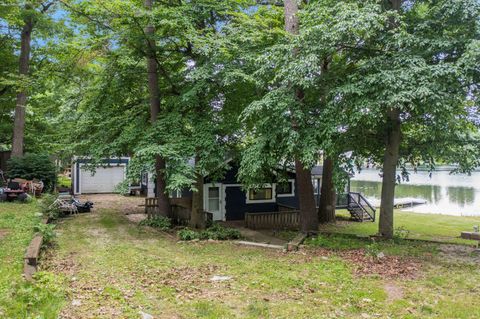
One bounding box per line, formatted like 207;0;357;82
325;210;480;245
0;201;66;318
3;198;480;318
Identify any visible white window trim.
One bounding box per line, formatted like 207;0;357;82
276;179;295;198
246;184;276;204
169;189;182;198
312;177;321;195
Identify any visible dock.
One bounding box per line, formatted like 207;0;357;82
393;198;427;209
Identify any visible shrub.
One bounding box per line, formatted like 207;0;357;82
6;154;57;191
139;216;172;231
113;180;130;196
38;194;62;220
394;226;410;242
34;223;56;246
199;223;241;240
57;175;71;188
178;228;199;241
365;242;382;258
178;224;241;241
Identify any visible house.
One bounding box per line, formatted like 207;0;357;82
72;157;146;195
149;161;351;222
200;163;350;221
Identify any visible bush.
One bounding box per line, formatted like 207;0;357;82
394;226;410;242
365;242;382;258
34;223;56;246
57;175;71;188
113;180;130;196
178;224;241;241
139;216;172;231
199;223;241;240
38;194;62;220
178;228;200;241
6;154;57;191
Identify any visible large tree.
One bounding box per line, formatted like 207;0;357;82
11;1;55;157
144;0;171;217
331;0;480;238
283;0;318;233
236;0;390;231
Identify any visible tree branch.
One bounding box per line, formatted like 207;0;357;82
40;1;56;13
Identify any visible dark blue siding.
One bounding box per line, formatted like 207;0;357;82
276;178;299;209
225;186;277;220
277;195;299;209
205;163;239;184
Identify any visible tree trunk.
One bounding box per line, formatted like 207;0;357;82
318;156;336;224
378;0;403;238
379;109;401;238
295;159;319;233
284;0;318;233
190;162;205;229
145;0;170;217
11;11;33;157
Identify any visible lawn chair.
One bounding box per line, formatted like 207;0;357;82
50;196;78;215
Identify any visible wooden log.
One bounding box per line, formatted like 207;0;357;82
461;231;480;241
24;234;43;266
236;240;285;250
287;233;307;251
23;260;36;281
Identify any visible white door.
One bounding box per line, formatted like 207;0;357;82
204;184;223;221
80;166;125;193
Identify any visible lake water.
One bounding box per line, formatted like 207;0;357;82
351;168;480;216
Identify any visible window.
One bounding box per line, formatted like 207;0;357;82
169;189;182;198
246;184;276;203
249;188;272;200
312;178;321;195
277;180;295;197
207;187;220;211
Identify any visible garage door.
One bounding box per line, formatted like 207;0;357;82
80;166;125;193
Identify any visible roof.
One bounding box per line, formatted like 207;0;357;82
311;165;324;177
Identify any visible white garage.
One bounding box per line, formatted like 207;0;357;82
72;158;129;195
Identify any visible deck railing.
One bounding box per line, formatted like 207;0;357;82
245;210;300;230
144;197;212;225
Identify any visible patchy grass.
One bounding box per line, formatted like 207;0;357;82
3;197;480;318
326;210;480;245
37;198;480;319
0;201;66;318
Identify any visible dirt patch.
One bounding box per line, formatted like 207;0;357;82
341;249;420;279
0;229;9;240
306;248;420;279
221;221;289;246
125;213;147;224
384;282;404;302
42;251;79;276
78;194;144;215
438;244;480;264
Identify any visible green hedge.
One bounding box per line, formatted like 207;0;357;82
6;154;57;191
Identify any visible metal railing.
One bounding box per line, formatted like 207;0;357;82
347;192;376;221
